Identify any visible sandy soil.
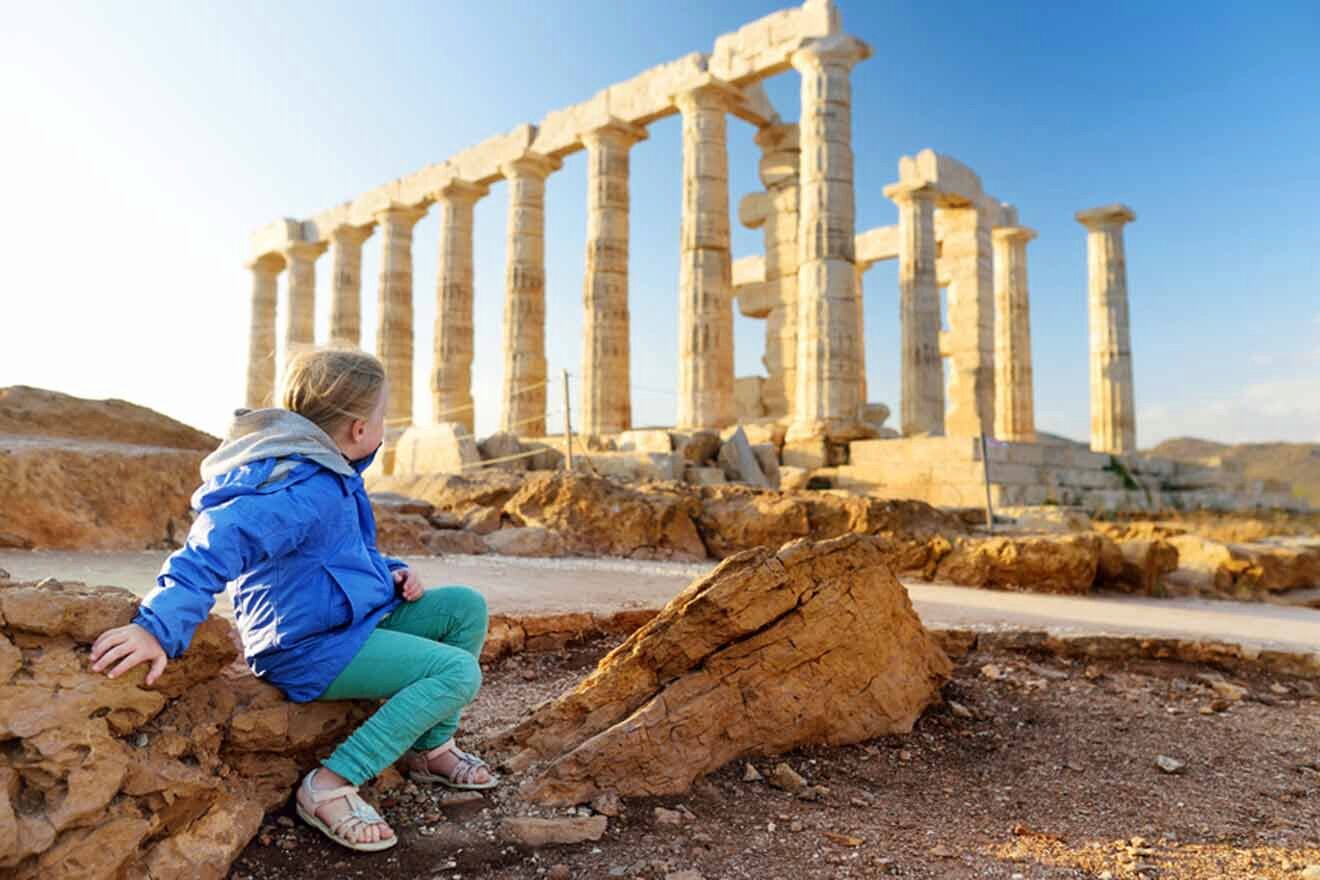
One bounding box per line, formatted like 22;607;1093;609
226;637;1320;880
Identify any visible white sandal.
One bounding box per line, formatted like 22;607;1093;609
295;769;397;852
403;738;499;790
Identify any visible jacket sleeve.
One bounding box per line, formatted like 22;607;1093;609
133;487;324;658
372;548;409;574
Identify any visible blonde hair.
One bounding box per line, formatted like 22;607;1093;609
280;348;386;436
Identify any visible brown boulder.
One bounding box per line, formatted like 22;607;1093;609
1094;537;1180;595
694;485;809;559
1167;535;1320;597
503;473;706;561
0;386;218;451
489;534;951;805
367;470;526;518
933;533;1103;595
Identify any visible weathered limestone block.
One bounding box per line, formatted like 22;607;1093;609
244;255;282;410
490;535;952;805
781;437;829;470
328;224;373;347
1077;203;1137;454
500;155;559;437
366;470;526;519
478;431;528;472
572;451;683;483
751;443;781;490
503;473;706;561
992;226;1037;442
717;426;769;487
733;375;767;420
374;204;427;472
394;422;480;476
694;485;810;558
1166;535;1320;596
616;429;673;454
1094;536;1179;595
580;120;647;436
933;533;1102;595
673;429;721;464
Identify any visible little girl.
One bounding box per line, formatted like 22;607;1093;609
90;348;495;852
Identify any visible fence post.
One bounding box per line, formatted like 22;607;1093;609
979;431;994;533
562;369;574;471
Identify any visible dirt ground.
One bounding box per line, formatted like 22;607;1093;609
228;639;1320;880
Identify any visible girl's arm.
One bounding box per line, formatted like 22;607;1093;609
133;487;324;657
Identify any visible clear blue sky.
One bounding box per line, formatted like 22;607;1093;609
3;0;1317;445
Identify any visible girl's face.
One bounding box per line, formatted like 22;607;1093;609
338;382;388;462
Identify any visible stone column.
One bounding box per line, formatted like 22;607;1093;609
941;203;995;437
753;123;800;421
374;203;426;469
1077;204;1137;454
787;34;871;442
244;255;283;409
886;182;944;436
854;262;869;415
432;180;488;434
992;226;1037;442
280;240;328;392
580;119;647;436
328;224;372;348
500;155;559;437
675;80;737;430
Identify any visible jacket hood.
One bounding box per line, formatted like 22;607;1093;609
192;409;371;510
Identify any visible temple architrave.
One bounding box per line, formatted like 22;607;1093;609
240;0;1269;512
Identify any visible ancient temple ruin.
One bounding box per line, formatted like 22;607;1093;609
242;0;1298;511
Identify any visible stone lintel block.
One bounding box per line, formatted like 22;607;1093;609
1076;203;1136;229
732;254;766;287
854;224;899;266
897;149;984;201
249;217;304;262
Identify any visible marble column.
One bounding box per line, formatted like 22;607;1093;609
280;240;328;393
753;123;800;421
500;155;559;436
374;203;426;469
941;203;995;437
1077;204;1137;454
244;254;283;409
886;183;945;436
992;226;1037;442
328;224;372;348
432;180;488;434
675;80;737;429
854;262;868;415
580;119;647;436
787;34;871;442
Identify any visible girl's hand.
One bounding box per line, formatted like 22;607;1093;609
91;623;168;686
393;568;423;602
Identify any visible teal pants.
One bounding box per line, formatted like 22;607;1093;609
317;586;487;785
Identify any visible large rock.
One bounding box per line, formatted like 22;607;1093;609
615;430;673;454
1166;535;1320;596
1094;536;1180;595
478;431;528;472
394;422;480;476
504;473;706;562
717;426;769;488
368;470;526;518
489;535;951;805
0;579;372;879
932;533;1104;595
0;443;204;550
0;386;218;451
693;486;810;559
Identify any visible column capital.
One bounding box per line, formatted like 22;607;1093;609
789;33;872;73
282;240;328;263
432;178;489;205
671;75;742;114
883;181;941;204
329;223;373;247
245;252;285;274
580;117;648;150
992;225;1038;244
373;202;427;229
499;153;561;182
1075;203;1135;230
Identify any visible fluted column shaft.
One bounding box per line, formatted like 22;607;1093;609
432;180;487;434
676;82;736;429
941;203;995;437
500;156;558;436
581;120;647;436
1078;204;1137;454
245;255;282;409
888;184;944;436
755;123;800;421
329;225;372;347
787;34;871;441
375;204;426;464
280;241;327;395
992;226;1037;442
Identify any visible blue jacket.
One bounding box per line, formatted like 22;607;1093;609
134;408;403;702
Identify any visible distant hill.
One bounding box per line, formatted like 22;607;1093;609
1145;437;1320;507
